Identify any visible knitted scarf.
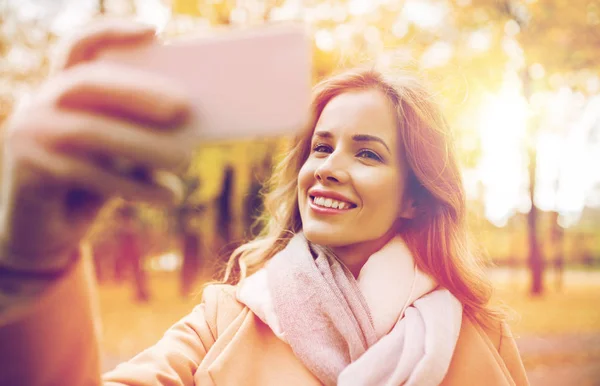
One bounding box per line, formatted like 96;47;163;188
237;233;463;386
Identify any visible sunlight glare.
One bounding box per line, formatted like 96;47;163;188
468;30;491;52
420;41;453;68
555;96;600;221
50;0;96;36
315;29;335;51
392;19;409;38
134;0;170;32
402;0;446;29
151;252;182;272
477;76;529;226
348;0;376;16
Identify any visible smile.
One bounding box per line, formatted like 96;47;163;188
310;195;356;211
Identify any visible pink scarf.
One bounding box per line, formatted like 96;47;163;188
237;233;463;386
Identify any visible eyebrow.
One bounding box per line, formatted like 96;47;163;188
314;130;391;153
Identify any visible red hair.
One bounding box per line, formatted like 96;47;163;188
224;68;504;327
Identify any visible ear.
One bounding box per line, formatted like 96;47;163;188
398;196;417;220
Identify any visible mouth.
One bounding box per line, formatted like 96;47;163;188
309;195;357;211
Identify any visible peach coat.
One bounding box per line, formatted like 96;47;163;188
0;257;529;386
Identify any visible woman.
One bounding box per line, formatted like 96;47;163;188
0;21;528;385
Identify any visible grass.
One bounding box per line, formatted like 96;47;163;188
488;268;600;336
496;285;600;337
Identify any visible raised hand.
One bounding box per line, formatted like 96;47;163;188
0;19;195;272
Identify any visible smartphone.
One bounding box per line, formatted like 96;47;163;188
96;24;312;141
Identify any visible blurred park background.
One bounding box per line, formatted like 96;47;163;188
1;0;600;384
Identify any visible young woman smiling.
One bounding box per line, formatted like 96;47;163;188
0;21;528;385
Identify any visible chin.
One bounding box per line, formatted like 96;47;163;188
303;227;350;248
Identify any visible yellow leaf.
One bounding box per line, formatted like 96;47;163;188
172;0;201;16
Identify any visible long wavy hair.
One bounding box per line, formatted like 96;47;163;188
222;67;504;328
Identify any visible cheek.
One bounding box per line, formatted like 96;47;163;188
355;169;403;211
297;159;316;192
297;159;316;207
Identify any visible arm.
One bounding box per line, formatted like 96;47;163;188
0;249;228;386
102;294;219;386
0;18;200;386
102;284;245;386
0;250;101;386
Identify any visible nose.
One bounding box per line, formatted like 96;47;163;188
314;152;349;184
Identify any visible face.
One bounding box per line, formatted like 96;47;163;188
297;89;413;250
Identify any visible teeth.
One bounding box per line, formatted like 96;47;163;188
312;196;350;210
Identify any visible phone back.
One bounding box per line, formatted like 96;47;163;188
98;25;312;141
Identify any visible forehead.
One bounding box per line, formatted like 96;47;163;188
314;89;398;143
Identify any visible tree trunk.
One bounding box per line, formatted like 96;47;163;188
550;211;564;291
181;232;200;297
528;147;544;295
519;63;545;296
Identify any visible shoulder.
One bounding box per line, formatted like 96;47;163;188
467;315;517;355
459;314;515;352
477;318;529;384
200;284;247;338
450;315;529;386
201;283;238;303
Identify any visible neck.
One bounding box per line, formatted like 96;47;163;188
331;229;397;278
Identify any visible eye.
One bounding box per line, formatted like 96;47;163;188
357;149;383;162
312;143;332;154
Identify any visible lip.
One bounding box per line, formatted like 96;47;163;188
308;188;356;206
307;188;357;215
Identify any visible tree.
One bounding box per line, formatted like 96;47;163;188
484;0;600;295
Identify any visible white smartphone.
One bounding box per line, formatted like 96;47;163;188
96;24;312;141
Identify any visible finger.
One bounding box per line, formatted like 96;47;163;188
52;18;156;73
42;110;193;172
20;143;183;205
49;61;192;128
